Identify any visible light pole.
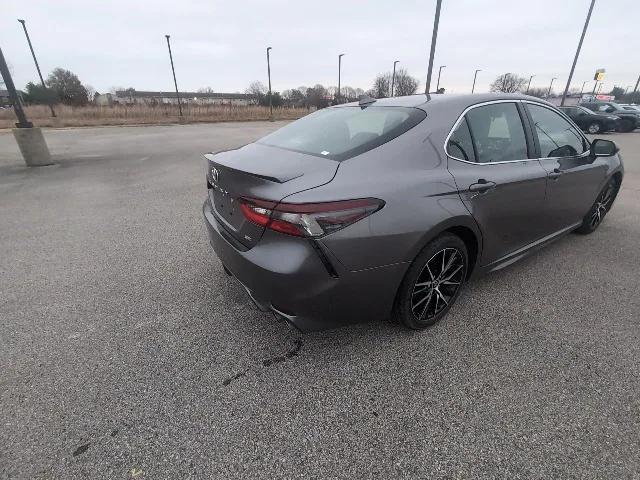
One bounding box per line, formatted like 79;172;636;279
634;74;640;93
436;65;446;92
591;80;598;95
18;19;55;117
337;53;345;103
580;80;587;96
596;82;603;94
266;47;273;120
471;69;481;94
526;75;535;94
547;77;557;97
425;0;443;94
560;0;596;106
391;60;399;97
164;35;183;117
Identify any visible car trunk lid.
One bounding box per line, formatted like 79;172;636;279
205;143;339;248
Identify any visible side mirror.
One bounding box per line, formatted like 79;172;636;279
591;139;618;157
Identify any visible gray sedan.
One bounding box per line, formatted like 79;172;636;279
203;93;623;331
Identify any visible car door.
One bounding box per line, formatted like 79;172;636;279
446;101;549;266
523;102;607;233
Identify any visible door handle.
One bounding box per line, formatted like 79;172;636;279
548;168;562;180
469;180;496;193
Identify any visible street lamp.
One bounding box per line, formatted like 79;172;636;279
471;69;481;94
391;60;400;97
560;0;596;106
337;53;345;103
580;80;588;96
436;65;446;92
18;19;55;117
164;35;183;117
547;77;557;97
425;0;443;94
526;75;535;94
634;74;640;93
596;82;603;94
266;47;273;120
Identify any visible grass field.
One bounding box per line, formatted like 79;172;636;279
0;104;309;128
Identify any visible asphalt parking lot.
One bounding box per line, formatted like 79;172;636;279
1;122;639;479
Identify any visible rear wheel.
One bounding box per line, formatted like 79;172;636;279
586;122;601;134
394;234;468;330
616;119;635;133
575;178;617;234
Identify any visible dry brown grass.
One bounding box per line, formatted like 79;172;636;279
0;104;309;129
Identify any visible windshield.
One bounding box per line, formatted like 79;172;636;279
258;106;426;161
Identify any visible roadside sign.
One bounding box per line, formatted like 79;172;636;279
594;68;606;81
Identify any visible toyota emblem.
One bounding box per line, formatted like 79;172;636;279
212;167;219;182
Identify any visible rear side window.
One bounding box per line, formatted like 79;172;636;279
527;103;587;158
464;103;528;163
447;117;476;162
258;106;426;161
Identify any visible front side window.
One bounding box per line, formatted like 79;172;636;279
527;104;587;158
464;103;528;163
258;106;426;161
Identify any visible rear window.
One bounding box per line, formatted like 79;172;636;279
257;106;426;161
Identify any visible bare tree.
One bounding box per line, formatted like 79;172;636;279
372;73;392;98
245;81;267;100
197;86;214;93
393;68;419;96
525;87;547;98
490;73;527;93
84;84;96;102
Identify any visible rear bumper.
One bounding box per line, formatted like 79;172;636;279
202;199;406;331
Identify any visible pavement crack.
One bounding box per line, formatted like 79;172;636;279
72;442;90;457
222;368;250;386
262;339;303;367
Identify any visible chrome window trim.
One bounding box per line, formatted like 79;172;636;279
444;99;591;165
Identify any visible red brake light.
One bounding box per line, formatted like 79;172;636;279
238;197;384;238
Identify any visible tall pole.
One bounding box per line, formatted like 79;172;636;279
471;69;481;94
18;19;55;117
391;60;399;97
560;0;596;106
267;47;273;120
165;35;182;117
596;82;603;94
436;65;446;91
425;0;443;94
337;53;344;103
591;80;598;95
0;46;32;128
634;74;640;93
580;80;587;96
547;77;557;97
526;75;535;94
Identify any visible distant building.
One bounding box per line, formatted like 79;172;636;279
94;93;115;106
113;90;255;106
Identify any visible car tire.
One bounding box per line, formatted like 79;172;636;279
586;122;601;134
394;233;468;330
575;178;618;234
616;119;635;133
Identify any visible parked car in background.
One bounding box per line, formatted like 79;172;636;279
620;104;640;113
203;94;624;332
558;105;619;134
579;101;640;132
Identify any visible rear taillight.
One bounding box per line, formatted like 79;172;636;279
238;197;384;238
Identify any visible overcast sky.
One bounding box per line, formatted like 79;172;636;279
3;0;639;96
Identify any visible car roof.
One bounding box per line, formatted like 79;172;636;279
336;93;555;111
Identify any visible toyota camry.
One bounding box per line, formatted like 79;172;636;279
203;93;623;331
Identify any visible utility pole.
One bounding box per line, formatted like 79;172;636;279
560;0;596;106
424;0;443;94
267;47;273;120
548;77;557;97
526;75;535;94
634;74;640;93
18;19;56;117
337;53;345;103
391;60;399;97
436;65;446;91
165;35;183;117
580;80;587;96
471;69;481;94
